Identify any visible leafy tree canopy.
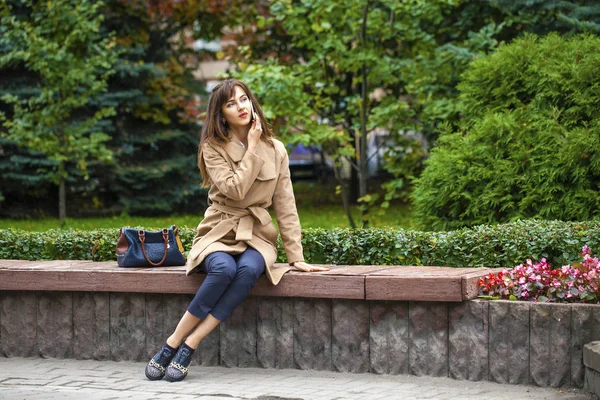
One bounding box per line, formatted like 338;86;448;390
225;0;600;226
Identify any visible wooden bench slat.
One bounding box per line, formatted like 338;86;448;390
316;265;392;275
367;266;477;277
366;275;464;302
250;274;364;299
0;260;499;302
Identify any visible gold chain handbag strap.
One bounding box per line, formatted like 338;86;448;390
138;228;169;267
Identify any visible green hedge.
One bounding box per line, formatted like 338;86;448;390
1;220;598;268
413;33;600;230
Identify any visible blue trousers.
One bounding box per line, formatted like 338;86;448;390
187;248;265;322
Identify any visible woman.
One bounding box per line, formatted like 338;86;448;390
145;79;328;382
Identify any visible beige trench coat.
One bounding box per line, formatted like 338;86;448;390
185;137;304;285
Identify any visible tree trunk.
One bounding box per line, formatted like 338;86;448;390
273;115;284;137
349;161;359;204
334;164;356;229
58;162;66;223
358;1;370;226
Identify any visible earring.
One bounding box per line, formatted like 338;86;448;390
221;118;226;124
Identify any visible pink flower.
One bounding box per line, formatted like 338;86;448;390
478;245;599;303
553;281;562;289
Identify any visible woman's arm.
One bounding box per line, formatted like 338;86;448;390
272;146;304;264
271;144;328;272
203;143;264;201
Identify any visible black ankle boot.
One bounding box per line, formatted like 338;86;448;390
145;343;177;380
165;342;195;382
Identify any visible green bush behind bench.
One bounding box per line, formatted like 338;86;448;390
413;34;600;231
0;219;598;268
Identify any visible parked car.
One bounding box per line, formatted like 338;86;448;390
288;144;334;182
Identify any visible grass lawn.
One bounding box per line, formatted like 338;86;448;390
297;203;414;229
0;182;414;231
0;203;414;232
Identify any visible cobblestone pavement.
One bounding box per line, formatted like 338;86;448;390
0;358;596;400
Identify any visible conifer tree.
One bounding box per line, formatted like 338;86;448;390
0;0;119;222
0;0;224;217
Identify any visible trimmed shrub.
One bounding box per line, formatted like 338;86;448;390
413;33;600;231
1;219;599;269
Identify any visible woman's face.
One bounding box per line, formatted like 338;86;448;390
221;85;252;129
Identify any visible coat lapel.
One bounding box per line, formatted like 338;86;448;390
222;137;278;180
222;140;245;162
255;139;278;180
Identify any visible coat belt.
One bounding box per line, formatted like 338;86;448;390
207;203;271;242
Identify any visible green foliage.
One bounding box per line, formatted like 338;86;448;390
0;228;48;260
491;0;600;35
379;0;600;213
3;1;599;219
94;1;218;215
0;0;119;185
298;220;600;268
228;0;600;227
231;0;466;226
2;219;598;270
0;137;56;215
0;0;219;217
413;33;600;231
0;0;124;218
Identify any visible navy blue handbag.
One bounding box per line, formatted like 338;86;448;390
116;225;186;267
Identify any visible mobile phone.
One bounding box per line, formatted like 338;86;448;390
250;100;256;123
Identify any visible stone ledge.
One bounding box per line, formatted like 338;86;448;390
0;260;503;302
584;342;600;371
2;294;598;389
584;342;600;396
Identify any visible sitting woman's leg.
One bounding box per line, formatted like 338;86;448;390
145;252;236;381
165;248;265;381
205;247;265;323
183;249;265;347
186;252;238;321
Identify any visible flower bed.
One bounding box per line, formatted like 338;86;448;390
479;246;600;303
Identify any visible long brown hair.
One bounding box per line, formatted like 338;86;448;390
198;79;273;188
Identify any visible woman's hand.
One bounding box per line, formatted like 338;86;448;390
291;261;329;272
247;107;262;152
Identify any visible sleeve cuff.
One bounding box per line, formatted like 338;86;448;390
244;149;265;165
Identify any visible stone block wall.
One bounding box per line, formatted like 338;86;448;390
2;291;600;388
584;341;600;396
